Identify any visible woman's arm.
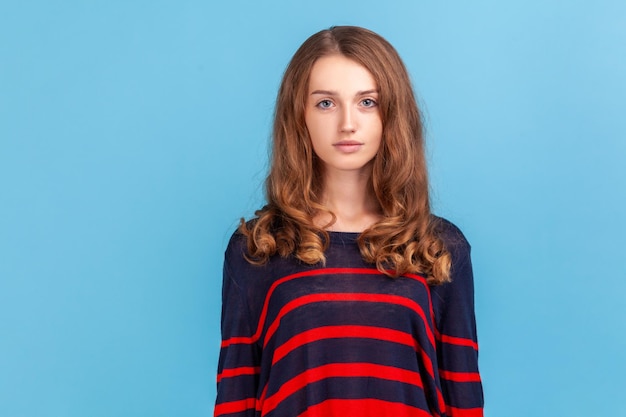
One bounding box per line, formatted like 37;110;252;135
431;221;484;417
214;237;261;417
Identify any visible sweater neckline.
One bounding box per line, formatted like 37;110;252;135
327;230;361;243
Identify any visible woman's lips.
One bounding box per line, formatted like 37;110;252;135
333;140;364;153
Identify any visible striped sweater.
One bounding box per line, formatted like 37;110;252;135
215;220;483;417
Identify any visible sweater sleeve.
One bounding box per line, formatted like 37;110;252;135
430;221;484;417
214;236;261;417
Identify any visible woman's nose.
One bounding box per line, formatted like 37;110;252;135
339;106;356;133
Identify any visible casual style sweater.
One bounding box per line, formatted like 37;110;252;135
215;219;483;417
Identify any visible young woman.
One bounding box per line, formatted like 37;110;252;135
215;26;484;417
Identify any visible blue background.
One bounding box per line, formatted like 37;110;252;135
1;1;624;416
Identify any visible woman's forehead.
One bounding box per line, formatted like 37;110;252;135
307;55;377;94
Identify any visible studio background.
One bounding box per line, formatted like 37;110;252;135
1;1;624;416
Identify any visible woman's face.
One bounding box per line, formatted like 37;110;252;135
304;54;382;176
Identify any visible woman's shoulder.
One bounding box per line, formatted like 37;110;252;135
223;218;276;269
224;227;248;263
222;227;267;288
429;216;475;303
432;215;471;252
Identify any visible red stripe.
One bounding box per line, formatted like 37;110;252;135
255;268;383;341
261;363;424;415
271;324;435;381
221;335;254;348
263;293;434;348
222;268;428;347
438;334;479;351
216;366;260;382
406;272;437;340
272;325;418;365
296;398;433;417
214;397;256;416
446;406;484;417
439;370;482;383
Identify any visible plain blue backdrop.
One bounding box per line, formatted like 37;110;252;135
1;1;625;416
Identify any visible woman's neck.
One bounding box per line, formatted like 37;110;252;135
315;167;382;232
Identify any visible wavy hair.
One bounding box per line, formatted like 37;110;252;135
240;26;451;284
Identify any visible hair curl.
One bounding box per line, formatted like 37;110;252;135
239;26;451;284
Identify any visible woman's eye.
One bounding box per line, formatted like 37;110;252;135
361;98;377;107
317;100;333;109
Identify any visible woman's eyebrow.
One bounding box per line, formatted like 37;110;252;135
310;89;379;96
310;90;337;96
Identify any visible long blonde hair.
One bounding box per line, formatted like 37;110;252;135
240;26;451;284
